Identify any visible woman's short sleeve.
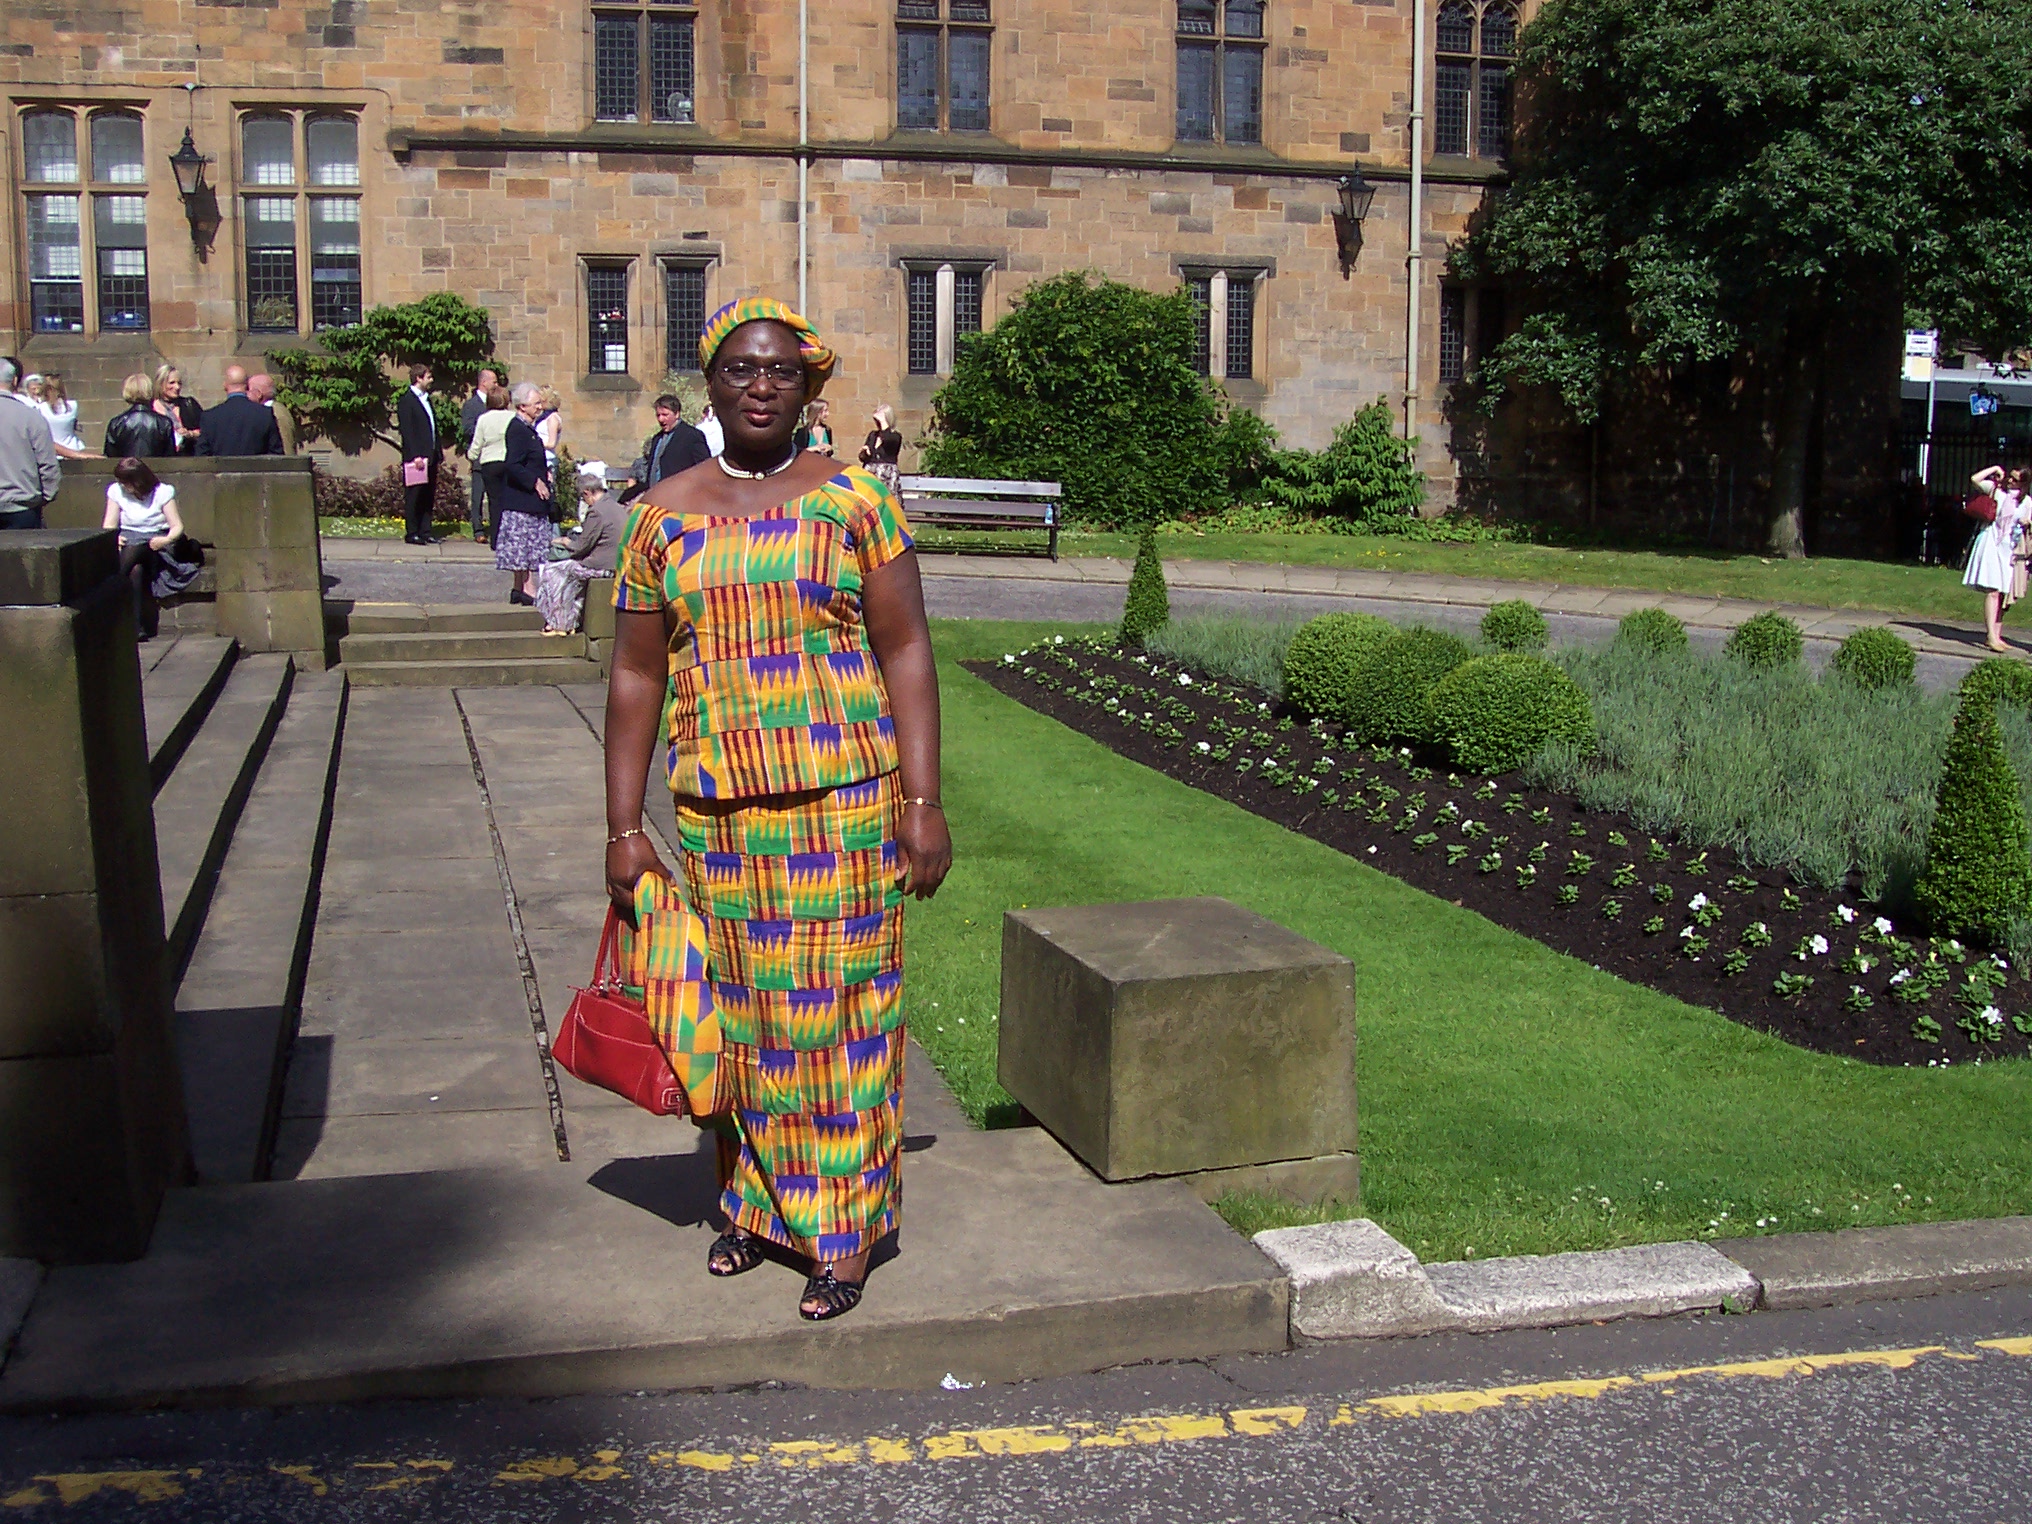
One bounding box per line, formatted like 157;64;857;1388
854;474;914;576
614;502;671;611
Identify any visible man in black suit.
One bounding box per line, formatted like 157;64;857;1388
396;362;441;545
197;364;285;457
619;394;711;504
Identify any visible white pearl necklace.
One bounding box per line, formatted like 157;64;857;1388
716;447;802;480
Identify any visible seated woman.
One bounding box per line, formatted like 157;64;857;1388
534;460;626;634
101;456;185;641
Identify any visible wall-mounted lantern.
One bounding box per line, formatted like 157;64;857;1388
168;127;221;258
1333;167;1377;278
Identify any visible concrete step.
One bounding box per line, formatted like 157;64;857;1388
334;601;544;636
139;634;238;792
0;1127;1285;1410
345;656;602;688
175;671;347;1186
339;629;577;664
153;653;294;983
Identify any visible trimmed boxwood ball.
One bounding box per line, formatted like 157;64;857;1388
1118;524;1170;646
1828;626;1916;690
1281;611;1396;718
1960;656;2032;712
1615;607;1688;655
1725;610;1804;669
1430;654;1596;774
1914;691;2032;942
1480;598;1549;652
1346;627;1473;743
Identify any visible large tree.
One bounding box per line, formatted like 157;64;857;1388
269;292;497;452
1457;0;2032;556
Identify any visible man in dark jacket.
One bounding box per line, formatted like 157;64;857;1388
197;365;285;457
396;362;441;545
619;394;710;504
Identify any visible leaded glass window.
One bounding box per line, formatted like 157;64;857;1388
1177;1;1265;144
1435;1;1515;162
594;6;699;124
896;2;992;133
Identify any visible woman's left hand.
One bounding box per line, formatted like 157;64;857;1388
897;803;952;900
148;534;172;551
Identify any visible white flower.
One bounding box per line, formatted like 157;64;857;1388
1002;653;1016;664
1177;672;1193;685
1874;916;1894;935
1950;939;1964;953
1680;926;1696;940
1983;1005;2004;1027
1052;634;1065;644
1196;741;1211;754
1994;956;2011;972
1836;904;1857;923
1689;893;1710;911
1321;757;1335;768
1259;702;1271;713
1850;984;1866;997
1367;846;1377;855
1753;921;1769;934
1400;747;1413;757
1809;935;1829;955
1891;968;1911;985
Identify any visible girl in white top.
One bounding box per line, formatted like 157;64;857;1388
101;456;185;641
1965;465;2029;652
31;372;90;457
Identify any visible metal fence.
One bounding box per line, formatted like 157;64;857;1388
1896;428;2031;565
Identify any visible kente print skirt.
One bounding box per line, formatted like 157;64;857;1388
674;771;905;1260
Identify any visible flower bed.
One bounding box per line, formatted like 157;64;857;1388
972;637;2032;1068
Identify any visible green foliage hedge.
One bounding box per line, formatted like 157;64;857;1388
1615;607;1688;655
921;272;1224;527
1829;627;1916;690
1281;612;1395;720
1915;692;2032;942
1118;525;1171;646
1253;402;1424;527
1431;654;1596;774
274;291;496;449
1961;658;2032;712
312;461;469;522
1726;611;1805;669
1346;628;1473;744
1481;599;1549;652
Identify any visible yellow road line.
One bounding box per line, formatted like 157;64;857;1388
5;1340;2030;1506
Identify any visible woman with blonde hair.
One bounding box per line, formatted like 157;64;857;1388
103;373;176;458
858;404;903;493
30;372;94;459
153;364;202;455
535;385;563;477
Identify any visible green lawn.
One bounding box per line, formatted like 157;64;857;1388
1056;530;2021;627
318;516;475;539
912;618;2032;1259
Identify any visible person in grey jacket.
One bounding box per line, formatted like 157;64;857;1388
0;358;61;529
532;460;625;634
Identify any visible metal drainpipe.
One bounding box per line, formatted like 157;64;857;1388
1404;0;1426;441
798;0;810;313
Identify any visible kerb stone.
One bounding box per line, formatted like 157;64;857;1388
998;897;1355;1190
1254;1218;1455;1339
1719;1216;2032;1310
1424;1240;1761;1332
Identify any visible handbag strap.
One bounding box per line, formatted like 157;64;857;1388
591;908;623;991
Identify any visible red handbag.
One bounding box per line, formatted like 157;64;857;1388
1967;493;1999;524
552;911;687;1116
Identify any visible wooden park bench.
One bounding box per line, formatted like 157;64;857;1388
897;475;1063;561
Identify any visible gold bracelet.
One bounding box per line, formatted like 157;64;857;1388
903;797;943;811
606;827;647;845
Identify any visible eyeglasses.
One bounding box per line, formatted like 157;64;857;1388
715;360;806;387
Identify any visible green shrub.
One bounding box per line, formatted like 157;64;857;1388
921;271;1225;527
1346;627;1473;744
1212;406;1280;500
1481;599;1549;652
1255;402;1425;529
1281;613;1396;719
1615;607;1688;655
1960;657;2032;712
1146;615;1299;695
1430;654;1596;774
1829;627;1916;690
1914;692;2032;943
1725;611;1804;670
312;461;468;522
1118;525;1171;646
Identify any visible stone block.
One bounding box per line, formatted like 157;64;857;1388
582;582;617;641
0;895;116;1060
1424;1241;1761;1331
998;897;1355;1184
1254;1218;1455;1339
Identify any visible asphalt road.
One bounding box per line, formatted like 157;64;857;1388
6;1285;2031;1521
324;558;1990;693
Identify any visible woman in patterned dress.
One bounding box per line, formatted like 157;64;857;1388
603;299;951;1322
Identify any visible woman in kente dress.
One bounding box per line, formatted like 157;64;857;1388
603;299;952;1322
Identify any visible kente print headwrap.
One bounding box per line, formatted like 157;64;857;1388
699;298;837;397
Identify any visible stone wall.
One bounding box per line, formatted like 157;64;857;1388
46;458;327;664
0;0;1513;505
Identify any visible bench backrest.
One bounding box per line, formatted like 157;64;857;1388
899;475;1061;501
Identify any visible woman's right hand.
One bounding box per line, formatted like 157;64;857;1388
606;832;672;920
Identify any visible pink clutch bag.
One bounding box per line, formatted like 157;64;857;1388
403;458;429;486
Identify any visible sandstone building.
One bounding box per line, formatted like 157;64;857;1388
2;0;1526;496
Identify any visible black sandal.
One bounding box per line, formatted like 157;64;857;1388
798;1267;864;1322
707;1228;765;1278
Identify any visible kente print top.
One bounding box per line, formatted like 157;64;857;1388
614;468;915;800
